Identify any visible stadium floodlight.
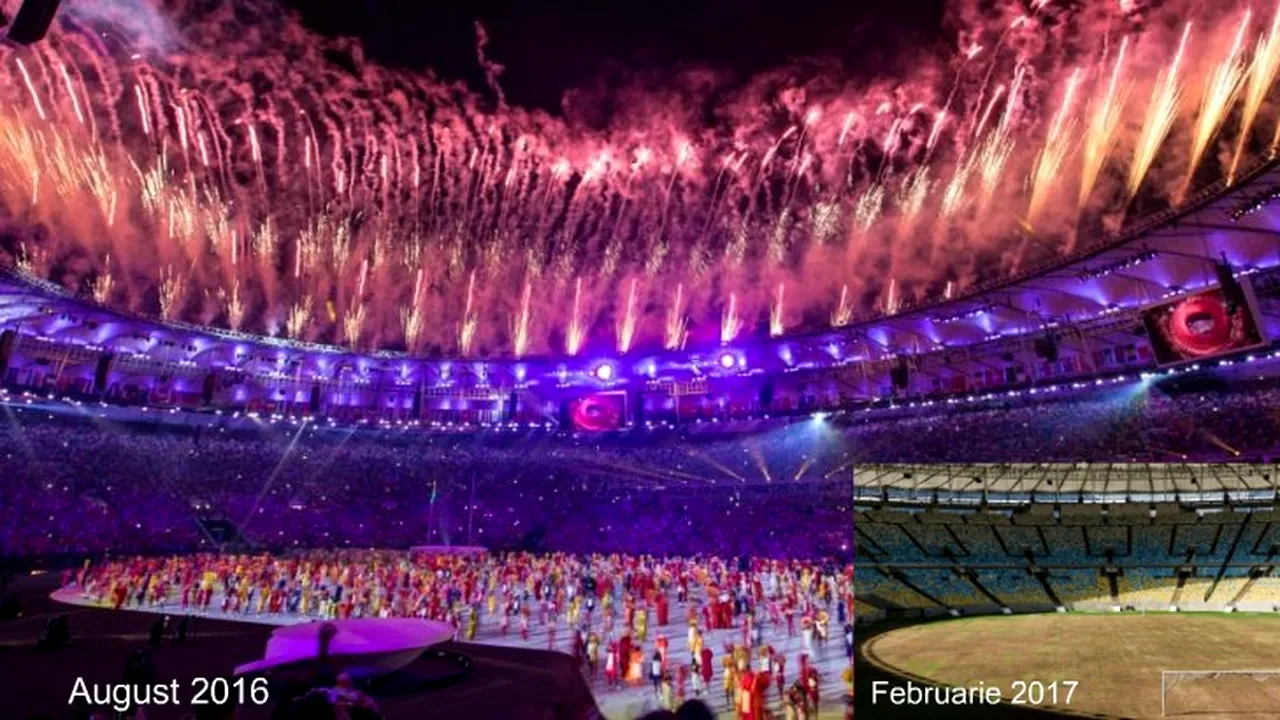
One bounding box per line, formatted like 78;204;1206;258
593;363;615;382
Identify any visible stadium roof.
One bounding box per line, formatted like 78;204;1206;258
854;462;1280;500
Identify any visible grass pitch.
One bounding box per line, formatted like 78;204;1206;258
864;613;1280;719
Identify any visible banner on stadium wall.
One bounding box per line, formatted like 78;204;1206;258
1141;283;1266;366
570;391;627;431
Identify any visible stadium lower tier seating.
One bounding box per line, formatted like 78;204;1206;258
856;505;1280;620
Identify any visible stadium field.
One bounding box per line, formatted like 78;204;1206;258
862;613;1280;719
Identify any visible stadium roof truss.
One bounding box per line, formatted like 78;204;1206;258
853;462;1280;504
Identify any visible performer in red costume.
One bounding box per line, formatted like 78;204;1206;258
737;669;755;720
803;660;821;708
619;631;633;680
699;645;714;697
605;641;620;689
748;667;771;720
775;651;789;702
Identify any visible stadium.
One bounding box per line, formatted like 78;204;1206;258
3;1;1280;720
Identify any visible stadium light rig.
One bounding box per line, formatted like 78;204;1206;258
591;361;617;383
1228;183;1280;221
1077;251;1159;281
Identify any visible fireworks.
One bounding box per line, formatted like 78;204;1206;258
830;284;853;328
721;293;743;345
770;282;787;338
1127;24;1192;201
401;304;425;352
458;271;478;356
664;283;689;351
1077;37;1130;224
221;280;245;330
1181;13;1250;204
1026;69;1081;229
0;1;1276;357
616;279;641;354
287;296;313;339
91;255;114;305
158;265;186;320
511;282;534;358
1236;2;1280;179
565;278;587;357
343;303;367;349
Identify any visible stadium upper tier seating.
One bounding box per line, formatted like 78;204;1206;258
0;406;850;561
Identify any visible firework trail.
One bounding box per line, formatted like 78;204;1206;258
769;282;787;337
664;283;689;351
92;255;114;304
1179;12;1250;204
1026;68;1081;229
566;278;587;356
458;270;478;355
721;293;743;345
511;282;534;358
616;278;641;354
1077;37;1130;224
287;295;313;339
1234;2;1280;179
1127;23;1192;201
831;284;853;328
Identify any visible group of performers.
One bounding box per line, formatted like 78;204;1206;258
71;549;854;718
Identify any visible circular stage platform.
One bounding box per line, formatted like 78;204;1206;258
234;618;455;679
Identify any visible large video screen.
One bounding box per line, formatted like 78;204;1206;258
570;391;627;431
1142;285;1266;366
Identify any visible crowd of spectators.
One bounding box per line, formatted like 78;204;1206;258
1;373;1278;561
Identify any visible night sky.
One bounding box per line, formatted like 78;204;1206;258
286;0;947;115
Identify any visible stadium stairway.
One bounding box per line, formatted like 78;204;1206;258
1170;573;1187;607
195;516;252;552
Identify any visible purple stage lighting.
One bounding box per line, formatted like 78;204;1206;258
718;351;737;370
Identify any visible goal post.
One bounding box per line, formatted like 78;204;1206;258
1161;669;1280;717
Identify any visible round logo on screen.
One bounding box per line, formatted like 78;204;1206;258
1166;294;1233;357
571;394;623;431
